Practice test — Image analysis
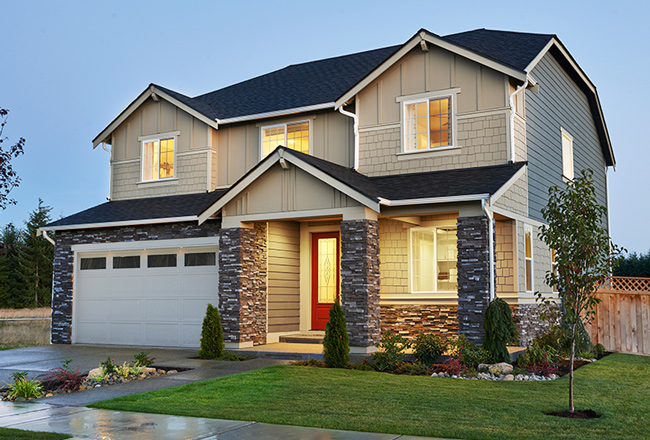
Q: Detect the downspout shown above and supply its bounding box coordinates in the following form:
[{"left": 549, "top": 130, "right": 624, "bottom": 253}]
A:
[
  {"left": 482, "top": 199, "right": 495, "bottom": 302},
  {"left": 338, "top": 106, "right": 359, "bottom": 171},
  {"left": 38, "top": 229, "right": 55, "bottom": 246},
  {"left": 508, "top": 78, "right": 529, "bottom": 163},
  {"left": 102, "top": 142, "right": 113, "bottom": 200}
]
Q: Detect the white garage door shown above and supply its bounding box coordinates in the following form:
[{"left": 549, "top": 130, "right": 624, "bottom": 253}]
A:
[{"left": 73, "top": 245, "right": 219, "bottom": 348}]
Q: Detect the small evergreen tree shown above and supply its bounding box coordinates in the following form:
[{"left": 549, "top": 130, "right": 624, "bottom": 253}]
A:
[
  {"left": 17, "top": 199, "right": 53, "bottom": 307},
  {"left": 322, "top": 301, "right": 350, "bottom": 368},
  {"left": 198, "top": 303, "right": 225, "bottom": 359},
  {"left": 0, "top": 223, "right": 23, "bottom": 308},
  {"left": 483, "top": 298, "right": 519, "bottom": 363}
]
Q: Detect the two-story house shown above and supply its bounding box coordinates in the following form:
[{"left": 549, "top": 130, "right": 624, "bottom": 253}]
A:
[{"left": 42, "top": 28, "right": 614, "bottom": 353}]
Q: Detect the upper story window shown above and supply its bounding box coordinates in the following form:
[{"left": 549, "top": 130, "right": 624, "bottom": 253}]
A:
[
  {"left": 410, "top": 226, "right": 458, "bottom": 293},
  {"left": 403, "top": 96, "right": 452, "bottom": 151},
  {"left": 561, "top": 128, "right": 574, "bottom": 181},
  {"left": 142, "top": 137, "right": 175, "bottom": 181},
  {"left": 261, "top": 121, "right": 310, "bottom": 158}
]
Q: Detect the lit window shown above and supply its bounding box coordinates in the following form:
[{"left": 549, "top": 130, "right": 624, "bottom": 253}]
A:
[
  {"left": 525, "top": 225, "right": 533, "bottom": 292},
  {"left": 404, "top": 96, "right": 452, "bottom": 151},
  {"left": 561, "top": 129, "right": 574, "bottom": 180},
  {"left": 143, "top": 138, "right": 175, "bottom": 181},
  {"left": 410, "top": 226, "right": 457, "bottom": 293},
  {"left": 261, "top": 121, "right": 309, "bottom": 157}
]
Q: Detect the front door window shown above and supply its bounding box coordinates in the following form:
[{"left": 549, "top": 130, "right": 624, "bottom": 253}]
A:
[{"left": 311, "top": 232, "right": 339, "bottom": 330}]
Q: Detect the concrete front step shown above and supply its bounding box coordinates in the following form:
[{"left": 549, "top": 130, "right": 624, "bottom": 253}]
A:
[{"left": 279, "top": 333, "right": 325, "bottom": 344}]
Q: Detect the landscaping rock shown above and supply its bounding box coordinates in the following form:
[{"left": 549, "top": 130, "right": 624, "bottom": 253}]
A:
[
  {"left": 504, "top": 374, "right": 514, "bottom": 381},
  {"left": 488, "top": 363, "right": 513, "bottom": 375}
]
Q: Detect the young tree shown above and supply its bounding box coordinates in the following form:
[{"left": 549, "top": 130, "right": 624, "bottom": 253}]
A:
[
  {"left": 539, "top": 169, "right": 623, "bottom": 413},
  {"left": 0, "top": 108, "right": 25, "bottom": 210},
  {"left": 0, "top": 223, "right": 23, "bottom": 308},
  {"left": 322, "top": 301, "right": 350, "bottom": 368},
  {"left": 18, "top": 199, "right": 54, "bottom": 307}
]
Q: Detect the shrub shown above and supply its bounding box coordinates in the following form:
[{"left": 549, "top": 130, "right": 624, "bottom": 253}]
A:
[
  {"left": 117, "top": 362, "right": 132, "bottom": 378},
  {"left": 291, "top": 358, "right": 327, "bottom": 368},
  {"left": 218, "top": 351, "right": 249, "bottom": 361},
  {"left": 198, "top": 303, "right": 225, "bottom": 359},
  {"left": 594, "top": 343, "right": 606, "bottom": 358},
  {"left": 100, "top": 357, "right": 117, "bottom": 375},
  {"left": 393, "top": 362, "right": 429, "bottom": 376},
  {"left": 38, "top": 359, "right": 86, "bottom": 392},
  {"left": 527, "top": 353, "right": 558, "bottom": 376},
  {"left": 483, "top": 298, "right": 519, "bottom": 363},
  {"left": 347, "top": 360, "right": 374, "bottom": 371},
  {"left": 371, "top": 331, "right": 411, "bottom": 372},
  {"left": 441, "top": 357, "right": 466, "bottom": 376},
  {"left": 322, "top": 301, "right": 350, "bottom": 368},
  {"left": 6, "top": 377, "right": 43, "bottom": 399},
  {"left": 448, "top": 334, "right": 489, "bottom": 368},
  {"left": 412, "top": 333, "right": 448, "bottom": 366},
  {"left": 134, "top": 351, "right": 155, "bottom": 367},
  {"left": 517, "top": 336, "right": 560, "bottom": 370}
]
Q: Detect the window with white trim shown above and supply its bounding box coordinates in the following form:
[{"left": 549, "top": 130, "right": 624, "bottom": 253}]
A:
[
  {"left": 261, "top": 121, "right": 309, "bottom": 158},
  {"left": 403, "top": 96, "right": 452, "bottom": 151},
  {"left": 410, "top": 226, "right": 458, "bottom": 293},
  {"left": 142, "top": 137, "right": 175, "bottom": 181},
  {"left": 561, "top": 129, "right": 574, "bottom": 180},
  {"left": 525, "top": 225, "right": 533, "bottom": 292}
]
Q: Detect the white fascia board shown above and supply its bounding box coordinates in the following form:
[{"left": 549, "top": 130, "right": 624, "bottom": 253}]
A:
[
  {"left": 489, "top": 164, "right": 528, "bottom": 205},
  {"left": 335, "top": 32, "right": 527, "bottom": 109},
  {"left": 524, "top": 39, "right": 555, "bottom": 75},
  {"left": 378, "top": 194, "right": 489, "bottom": 206},
  {"left": 526, "top": 39, "right": 595, "bottom": 93},
  {"left": 490, "top": 206, "right": 546, "bottom": 228},
  {"left": 217, "top": 103, "right": 335, "bottom": 125},
  {"left": 72, "top": 236, "right": 218, "bottom": 252},
  {"left": 41, "top": 216, "right": 198, "bottom": 232},
  {"left": 92, "top": 86, "right": 218, "bottom": 148}
]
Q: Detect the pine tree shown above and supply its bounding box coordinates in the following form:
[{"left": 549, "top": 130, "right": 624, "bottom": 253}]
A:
[
  {"left": 0, "top": 224, "right": 23, "bottom": 308},
  {"left": 17, "top": 199, "right": 53, "bottom": 307},
  {"left": 483, "top": 298, "right": 518, "bottom": 363},
  {"left": 198, "top": 303, "right": 225, "bottom": 359},
  {"left": 322, "top": 301, "right": 350, "bottom": 368}
]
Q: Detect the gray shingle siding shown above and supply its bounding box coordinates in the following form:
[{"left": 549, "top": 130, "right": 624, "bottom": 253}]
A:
[{"left": 526, "top": 52, "right": 608, "bottom": 225}]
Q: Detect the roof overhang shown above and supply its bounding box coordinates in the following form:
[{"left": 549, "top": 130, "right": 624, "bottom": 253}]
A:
[
  {"left": 92, "top": 85, "right": 219, "bottom": 148},
  {"left": 335, "top": 30, "right": 527, "bottom": 108},
  {"left": 216, "top": 103, "right": 335, "bottom": 125},
  {"left": 198, "top": 149, "right": 380, "bottom": 224},
  {"left": 40, "top": 215, "right": 199, "bottom": 232},
  {"left": 378, "top": 194, "right": 489, "bottom": 206}
]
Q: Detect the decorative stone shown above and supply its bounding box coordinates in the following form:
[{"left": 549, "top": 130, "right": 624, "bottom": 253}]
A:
[
  {"left": 380, "top": 305, "right": 458, "bottom": 339},
  {"left": 340, "top": 219, "right": 380, "bottom": 348},
  {"left": 504, "top": 374, "right": 514, "bottom": 381},
  {"left": 488, "top": 363, "right": 513, "bottom": 375}
]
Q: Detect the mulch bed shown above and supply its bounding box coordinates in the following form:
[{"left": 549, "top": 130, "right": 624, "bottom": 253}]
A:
[{"left": 546, "top": 409, "right": 601, "bottom": 419}]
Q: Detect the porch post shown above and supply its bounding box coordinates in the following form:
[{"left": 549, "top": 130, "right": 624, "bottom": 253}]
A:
[
  {"left": 340, "top": 218, "right": 381, "bottom": 353},
  {"left": 218, "top": 222, "right": 267, "bottom": 348},
  {"left": 456, "top": 216, "right": 492, "bottom": 345}
]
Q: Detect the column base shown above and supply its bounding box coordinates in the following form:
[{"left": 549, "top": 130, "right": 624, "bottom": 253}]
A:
[
  {"left": 225, "top": 341, "right": 254, "bottom": 349},
  {"left": 349, "top": 345, "right": 379, "bottom": 354}
]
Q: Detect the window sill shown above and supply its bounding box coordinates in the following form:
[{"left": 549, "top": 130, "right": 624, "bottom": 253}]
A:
[
  {"left": 137, "top": 178, "right": 179, "bottom": 187},
  {"left": 396, "top": 146, "right": 461, "bottom": 161}
]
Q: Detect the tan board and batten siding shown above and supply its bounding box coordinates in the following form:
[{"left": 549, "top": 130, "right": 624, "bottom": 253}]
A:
[
  {"left": 267, "top": 222, "right": 300, "bottom": 333},
  {"left": 215, "top": 111, "right": 354, "bottom": 188},
  {"left": 110, "top": 98, "right": 216, "bottom": 200},
  {"left": 526, "top": 52, "right": 608, "bottom": 224},
  {"left": 355, "top": 45, "right": 511, "bottom": 177}
]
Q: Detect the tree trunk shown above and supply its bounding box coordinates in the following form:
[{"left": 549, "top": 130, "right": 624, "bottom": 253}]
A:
[{"left": 569, "top": 321, "right": 577, "bottom": 413}]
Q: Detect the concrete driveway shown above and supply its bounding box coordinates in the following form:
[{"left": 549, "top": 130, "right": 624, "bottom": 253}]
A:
[{"left": 0, "top": 344, "right": 288, "bottom": 406}]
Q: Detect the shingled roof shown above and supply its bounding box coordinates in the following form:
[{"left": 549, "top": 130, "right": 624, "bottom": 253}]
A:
[{"left": 45, "top": 190, "right": 227, "bottom": 229}]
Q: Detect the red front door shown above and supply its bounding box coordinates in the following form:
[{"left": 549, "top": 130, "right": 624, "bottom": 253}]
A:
[{"left": 311, "top": 232, "right": 340, "bottom": 330}]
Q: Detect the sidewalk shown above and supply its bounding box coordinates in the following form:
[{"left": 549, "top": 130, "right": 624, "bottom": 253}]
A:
[{"left": 0, "top": 401, "right": 445, "bottom": 440}]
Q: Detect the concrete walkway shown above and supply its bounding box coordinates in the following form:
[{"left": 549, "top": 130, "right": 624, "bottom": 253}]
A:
[{"left": 0, "top": 402, "right": 444, "bottom": 439}]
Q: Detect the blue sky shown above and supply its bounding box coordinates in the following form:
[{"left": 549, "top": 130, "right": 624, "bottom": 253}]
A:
[{"left": 1, "top": 0, "right": 648, "bottom": 253}]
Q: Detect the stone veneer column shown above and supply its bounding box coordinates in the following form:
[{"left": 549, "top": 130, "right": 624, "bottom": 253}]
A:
[
  {"left": 456, "top": 216, "right": 491, "bottom": 344},
  {"left": 218, "top": 223, "right": 267, "bottom": 347},
  {"left": 340, "top": 219, "right": 380, "bottom": 351}
]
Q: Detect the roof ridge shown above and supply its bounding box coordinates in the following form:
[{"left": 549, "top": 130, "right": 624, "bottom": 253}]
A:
[{"left": 444, "top": 28, "right": 555, "bottom": 38}]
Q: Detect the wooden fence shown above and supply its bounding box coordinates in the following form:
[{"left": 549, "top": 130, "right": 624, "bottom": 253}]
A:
[{"left": 588, "top": 276, "right": 650, "bottom": 356}]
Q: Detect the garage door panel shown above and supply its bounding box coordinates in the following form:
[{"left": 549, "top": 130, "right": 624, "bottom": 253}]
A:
[
  {"left": 75, "top": 245, "right": 218, "bottom": 348},
  {"left": 111, "top": 275, "right": 144, "bottom": 297},
  {"left": 144, "top": 274, "right": 182, "bottom": 298},
  {"left": 76, "top": 322, "right": 108, "bottom": 344},
  {"left": 145, "top": 323, "right": 180, "bottom": 346},
  {"left": 76, "top": 299, "right": 110, "bottom": 321},
  {"left": 145, "top": 299, "right": 181, "bottom": 321},
  {"left": 108, "top": 299, "right": 142, "bottom": 321},
  {"left": 110, "top": 323, "right": 143, "bottom": 345}
]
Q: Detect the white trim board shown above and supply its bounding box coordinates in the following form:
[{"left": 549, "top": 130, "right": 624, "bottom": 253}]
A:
[
  {"left": 72, "top": 236, "right": 219, "bottom": 252},
  {"left": 40, "top": 216, "right": 199, "bottom": 232}
]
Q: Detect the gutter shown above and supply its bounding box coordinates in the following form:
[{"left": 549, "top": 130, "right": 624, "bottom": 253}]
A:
[
  {"left": 40, "top": 215, "right": 199, "bottom": 232},
  {"left": 378, "top": 194, "right": 489, "bottom": 206},
  {"left": 102, "top": 142, "right": 113, "bottom": 200},
  {"left": 482, "top": 199, "right": 496, "bottom": 302},
  {"left": 508, "top": 77, "right": 528, "bottom": 163},
  {"left": 338, "top": 106, "right": 360, "bottom": 171},
  {"left": 216, "top": 102, "right": 335, "bottom": 125}
]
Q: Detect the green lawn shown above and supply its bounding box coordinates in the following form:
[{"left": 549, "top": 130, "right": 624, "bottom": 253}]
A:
[
  {"left": 0, "top": 427, "right": 70, "bottom": 440},
  {"left": 90, "top": 353, "right": 649, "bottom": 440}
]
